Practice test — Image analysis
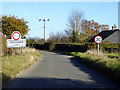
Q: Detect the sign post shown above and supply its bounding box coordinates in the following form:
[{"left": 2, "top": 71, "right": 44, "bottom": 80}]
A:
[
  {"left": 97, "top": 43, "right": 99, "bottom": 55},
  {"left": 7, "top": 31, "right": 26, "bottom": 54},
  {"left": 94, "top": 36, "right": 102, "bottom": 55},
  {"left": 11, "top": 48, "right": 13, "bottom": 54},
  {"left": 21, "top": 47, "right": 23, "bottom": 54}
]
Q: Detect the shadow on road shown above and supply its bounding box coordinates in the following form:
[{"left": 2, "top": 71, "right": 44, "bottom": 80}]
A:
[
  {"left": 3, "top": 77, "right": 103, "bottom": 88},
  {"left": 68, "top": 57, "right": 120, "bottom": 88}
]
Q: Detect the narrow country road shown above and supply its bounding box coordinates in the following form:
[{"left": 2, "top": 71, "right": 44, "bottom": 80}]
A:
[{"left": 4, "top": 51, "right": 119, "bottom": 88}]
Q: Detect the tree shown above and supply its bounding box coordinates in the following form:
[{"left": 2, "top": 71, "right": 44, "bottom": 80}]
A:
[
  {"left": 32, "top": 37, "right": 44, "bottom": 44},
  {"left": 101, "top": 24, "right": 109, "bottom": 31},
  {"left": 2, "top": 15, "right": 30, "bottom": 38},
  {"left": 65, "top": 10, "right": 83, "bottom": 42},
  {"left": 47, "top": 32, "right": 63, "bottom": 43},
  {"left": 26, "top": 37, "right": 44, "bottom": 45},
  {"left": 47, "top": 32, "right": 69, "bottom": 43},
  {"left": 81, "top": 20, "right": 109, "bottom": 41},
  {"left": 37, "top": 39, "right": 44, "bottom": 44},
  {"left": 26, "top": 38, "right": 35, "bottom": 44}
]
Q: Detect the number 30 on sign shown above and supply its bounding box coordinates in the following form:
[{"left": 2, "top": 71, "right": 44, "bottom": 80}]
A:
[{"left": 94, "top": 36, "right": 102, "bottom": 44}]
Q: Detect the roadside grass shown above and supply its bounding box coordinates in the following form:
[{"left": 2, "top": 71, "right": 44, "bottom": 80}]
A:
[
  {"left": 2, "top": 50, "right": 41, "bottom": 83},
  {"left": 54, "top": 50, "right": 120, "bottom": 83},
  {"left": 104, "top": 53, "right": 119, "bottom": 59}
]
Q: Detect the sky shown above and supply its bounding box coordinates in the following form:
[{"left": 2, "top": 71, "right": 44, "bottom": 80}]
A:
[
  {"left": 1, "top": 1, "right": 119, "bottom": 39},
  {"left": 118, "top": 1, "right": 120, "bottom": 29}
]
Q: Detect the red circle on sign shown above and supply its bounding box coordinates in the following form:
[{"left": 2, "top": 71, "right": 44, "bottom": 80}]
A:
[
  {"left": 12, "top": 32, "right": 21, "bottom": 40},
  {"left": 94, "top": 35, "right": 102, "bottom": 44}
]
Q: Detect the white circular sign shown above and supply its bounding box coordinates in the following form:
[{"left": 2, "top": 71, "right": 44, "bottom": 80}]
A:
[
  {"left": 11, "top": 31, "right": 21, "bottom": 40},
  {"left": 94, "top": 35, "right": 102, "bottom": 44}
]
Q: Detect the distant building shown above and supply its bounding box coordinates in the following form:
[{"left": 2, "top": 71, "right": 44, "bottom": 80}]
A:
[{"left": 88, "top": 24, "right": 120, "bottom": 43}]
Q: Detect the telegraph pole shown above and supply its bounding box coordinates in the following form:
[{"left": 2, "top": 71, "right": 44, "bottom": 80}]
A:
[{"left": 39, "top": 19, "right": 49, "bottom": 43}]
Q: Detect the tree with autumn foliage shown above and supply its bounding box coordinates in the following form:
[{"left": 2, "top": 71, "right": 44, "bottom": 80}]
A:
[
  {"left": 81, "top": 20, "right": 109, "bottom": 42},
  {"left": 65, "top": 10, "right": 109, "bottom": 43},
  {"left": 1, "top": 15, "right": 30, "bottom": 38}
]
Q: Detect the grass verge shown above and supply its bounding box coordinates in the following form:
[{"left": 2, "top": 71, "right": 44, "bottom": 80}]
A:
[
  {"left": 2, "top": 50, "right": 41, "bottom": 83},
  {"left": 54, "top": 51, "right": 120, "bottom": 84},
  {"left": 104, "top": 53, "right": 119, "bottom": 59}
]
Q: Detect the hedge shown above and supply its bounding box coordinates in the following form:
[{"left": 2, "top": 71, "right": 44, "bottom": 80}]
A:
[
  {"left": 55, "top": 44, "right": 87, "bottom": 52},
  {"left": 27, "top": 42, "right": 119, "bottom": 53},
  {"left": 86, "top": 42, "right": 119, "bottom": 53}
]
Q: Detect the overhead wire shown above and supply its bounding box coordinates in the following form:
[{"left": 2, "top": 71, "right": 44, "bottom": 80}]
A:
[
  {"left": 22, "top": 2, "right": 50, "bottom": 38},
  {"left": 23, "top": 2, "right": 46, "bottom": 27},
  {"left": 32, "top": 27, "right": 44, "bottom": 31}
]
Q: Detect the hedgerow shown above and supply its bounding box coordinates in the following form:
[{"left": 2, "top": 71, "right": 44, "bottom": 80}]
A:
[{"left": 29, "top": 42, "right": 119, "bottom": 53}]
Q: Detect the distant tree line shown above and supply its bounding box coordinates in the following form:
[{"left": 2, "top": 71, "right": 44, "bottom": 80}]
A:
[
  {"left": 26, "top": 37, "right": 44, "bottom": 45},
  {"left": 1, "top": 9, "right": 110, "bottom": 50},
  {"left": 46, "top": 10, "right": 109, "bottom": 44}
]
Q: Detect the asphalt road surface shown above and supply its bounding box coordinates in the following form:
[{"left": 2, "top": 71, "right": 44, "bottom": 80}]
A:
[{"left": 4, "top": 51, "right": 120, "bottom": 88}]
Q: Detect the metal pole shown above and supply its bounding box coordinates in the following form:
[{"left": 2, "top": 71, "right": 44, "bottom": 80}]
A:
[
  {"left": 39, "top": 19, "right": 49, "bottom": 44},
  {"left": 21, "top": 47, "right": 23, "bottom": 54},
  {"left": 44, "top": 20, "right": 45, "bottom": 44},
  {"left": 97, "top": 44, "right": 99, "bottom": 55}
]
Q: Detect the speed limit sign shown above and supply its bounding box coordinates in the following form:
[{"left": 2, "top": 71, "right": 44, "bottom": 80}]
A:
[
  {"left": 94, "top": 36, "right": 102, "bottom": 44},
  {"left": 11, "top": 31, "right": 21, "bottom": 40},
  {"left": 94, "top": 35, "right": 102, "bottom": 55}
]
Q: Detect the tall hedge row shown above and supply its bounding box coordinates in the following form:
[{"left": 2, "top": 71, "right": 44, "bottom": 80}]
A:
[
  {"left": 87, "top": 43, "right": 119, "bottom": 53},
  {"left": 27, "top": 42, "right": 119, "bottom": 53},
  {"left": 55, "top": 44, "right": 87, "bottom": 52}
]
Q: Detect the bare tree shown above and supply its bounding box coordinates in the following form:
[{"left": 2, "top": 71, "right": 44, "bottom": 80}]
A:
[
  {"left": 65, "top": 9, "right": 84, "bottom": 42},
  {"left": 47, "top": 32, "right": 69, "bottom": 43}
]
